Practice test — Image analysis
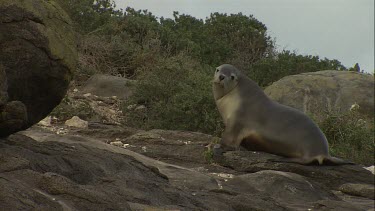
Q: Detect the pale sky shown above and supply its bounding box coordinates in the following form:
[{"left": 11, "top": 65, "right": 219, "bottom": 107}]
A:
[{"left": 114, "top": 0, "right": 374, "bottom": 73}]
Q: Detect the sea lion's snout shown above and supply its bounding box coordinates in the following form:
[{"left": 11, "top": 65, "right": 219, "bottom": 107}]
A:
[{"left": 219, "top": 75, "right": 225, "bottom": 81}]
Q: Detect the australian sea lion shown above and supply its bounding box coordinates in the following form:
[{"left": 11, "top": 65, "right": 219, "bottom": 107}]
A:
[{"left": 212, "top": 64, "right": 352, "bottom": 165}]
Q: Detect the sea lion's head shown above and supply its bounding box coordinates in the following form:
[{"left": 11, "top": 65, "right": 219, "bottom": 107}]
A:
[{"left": 212, "top": 64, "right": 240, "bottom": 100}]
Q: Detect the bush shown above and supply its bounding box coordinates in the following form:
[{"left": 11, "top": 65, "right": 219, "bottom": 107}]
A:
[
  {"left": 317, "top": 108, "right": 374, "bottom": 165},
  {"left": 123, "top": 53, "right": 223, "bottom": 135},
  {"left": 56, "top": 0, "right": 123, "bottom": 34},
  {"left": 247, "top": 50, "right": 347, "bottom": 87}
]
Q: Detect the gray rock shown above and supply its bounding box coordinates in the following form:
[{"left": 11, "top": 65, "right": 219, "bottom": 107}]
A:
[
  {"left": 123, "top": 129, "right": 218, "bottom": 167},
  {"left": 222, "top": 170, "right": 341, "bottom": 210},
  {"left": 80, "top": 74, "right": 134, "bottom": 100},
  {"left": 1, "top": 131, "right": 216, "bottom": 210},
  {"left": 0, "top": 0, "right": 77, "bottom": 137},
  {"left": 64, "top": 116, "right": 88, "bottom": 128},
  {"left": 219, "top": 151, "right": 374, "bottom": 191},
  {"left": 0, "top": 125, "right": 372, "bottom": 210},
  {"left": 264, "top": 70, "right": 374, "bottom": 120},
  {"left": 339, "top": 183, "right": 374, "bottom": 199}
]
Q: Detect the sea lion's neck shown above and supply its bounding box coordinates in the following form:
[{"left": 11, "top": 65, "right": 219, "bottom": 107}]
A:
[
  {"left": 212, "top": 82, "right": 238, "bottom": 101},
  {"left": 237, "top": 76, "right": 268, "bottom": 101}
]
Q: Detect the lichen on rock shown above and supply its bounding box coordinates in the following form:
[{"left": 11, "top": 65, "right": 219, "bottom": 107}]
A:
[{"left": 0, "top": 0, "right": 77, "bottom": 137}]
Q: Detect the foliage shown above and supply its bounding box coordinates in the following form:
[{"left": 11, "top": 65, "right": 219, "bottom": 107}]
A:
[
  {"left": 203, "top": 137, "right": 220, "bottom": 163},
  {"left": 57, "top": 0, "right": 348, "bottom": 81},
  {"left": 205, "top": 12, "right": 274, "bottom": 67},
  {"left": 348, "top": 63, "right": 362, "bottom": 72},
  {"left": 318, "top": 108, "right": 374, "bottom": 165},
  {"left": 247, "top": 50, "right": 347, "bottom": 87},
  {"left": 123, "top": 53, "right": 223, "bottom": 135},
  {"left": 56, "top": 0, "right": 123, "bottom": 34}
]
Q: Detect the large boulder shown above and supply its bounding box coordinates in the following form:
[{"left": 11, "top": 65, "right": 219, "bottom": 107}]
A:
[
  {"left": 0, "top": 0, "right": 77, "bottom": 137},
  {"left": 80, "top": 74, "right": 134, "bottom": 100},
  {"left": 264, "top": 70, "right": 374, "bottom": 120}
]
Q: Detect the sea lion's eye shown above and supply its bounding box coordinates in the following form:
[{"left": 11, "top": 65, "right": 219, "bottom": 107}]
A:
[
  {"left": 216, "top": 69, "right": 219, "bottom": 72},
  {"left": 231, "top": 75, "right": 235, "bottom": 80}
]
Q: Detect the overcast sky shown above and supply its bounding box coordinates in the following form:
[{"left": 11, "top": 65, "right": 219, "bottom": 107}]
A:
[{"left": 114, "top": 0, "right": 374, "bottom": 73}]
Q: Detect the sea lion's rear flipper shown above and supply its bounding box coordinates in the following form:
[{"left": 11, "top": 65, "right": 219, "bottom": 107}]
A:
[
  {"left": 269, "top": 157, "right": 316, "bottom": 165},
  {"left": 324, "top": 156, "right": 355, "bottom": 165},
  {"left": 269, "top": 156, "right": 355, "bottom": 165}
]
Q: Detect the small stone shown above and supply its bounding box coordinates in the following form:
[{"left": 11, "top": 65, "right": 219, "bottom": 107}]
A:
[
  {"left": 127, "top": 104, "right": 137, "bottom": 110},
  {"left": 64, "top": 116, "right": 88, "bottom": 128},
  {"left": 83, "top": 93, "right": 92, "bottom": 97},
  {"left": 110, "top": 141, "right": 123, "bottom": 147},
  {"left": 350, "top": 102, "right": 360, "bottom": 111},
  {"left": 364, "top": 166, "right": 374, "bottom": 174},
  {"left": 38, "top": 116, "right": 52, "bottom": 127},
  {"left": 73, "top": 88, "right": 78, "bottom": 92},
  {"left": 135, "top": 105, "right": 146, "bottom": 111}
]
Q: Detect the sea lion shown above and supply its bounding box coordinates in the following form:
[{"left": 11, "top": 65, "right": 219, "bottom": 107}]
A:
[{"left": 212, "top": 64, "right": 352, "bottom": 165}]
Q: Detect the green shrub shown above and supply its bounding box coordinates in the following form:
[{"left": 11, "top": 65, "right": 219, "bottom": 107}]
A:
[
  {"left": 247, "top": 50, "right": 347, "bottom": 87},
  {"left": 123, "top": 53, "right": 223, "bottom": 135},
  {"left": 56, "top": 0, "right": 123, "bottom": 34},
  {"left": 318, "top": 108, "right": 374, "bottom": 165}
]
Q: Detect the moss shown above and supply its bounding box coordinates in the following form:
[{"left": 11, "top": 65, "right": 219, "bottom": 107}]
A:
[
  {"left": 50, "top": 96, "right": 95, "bottom": 122},
  {"left": 0, "top": 0, "right": 77, "bottom": 71}
]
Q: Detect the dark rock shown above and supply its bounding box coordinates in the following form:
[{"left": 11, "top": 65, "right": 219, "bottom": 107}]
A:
[
  {"left": 0, "top": 101, "right": 27, "bottom": 136},
  {"left": 0, "top": 126, "right": 372, "bottom": 210},
  {"left": 0, "top": 66, "right": 7, "bottom": 105},
  {"left": 264, "top": 70, "right": 374, "bottom": 120},
  {"left": 122, "top": 129, "right": 218, "bottom": 167},
  {"left": 222, "top": 170, "right": 338, "bottom": 209},
  {"left": 0, "top": 65, "right": 28, "bottom": 136},
  {"left": 310, "top": 199, "right": 363, "bottom": 211},
  {"left": 0, "top": 133, "right": 212, "bottom": 210},
  {"left": 76, "top": 122, "right": 141, "bottom": 142},
  {"left": 0, "top": 0, "right": 77, "bottom": 136},
  {"left": 220, "top": 151, "right": 374, "bottom": 190}
]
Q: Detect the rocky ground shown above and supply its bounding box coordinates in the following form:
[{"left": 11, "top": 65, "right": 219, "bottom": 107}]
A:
[{"left": 1, "top": 87, "right": 373, "bottom": 211}]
